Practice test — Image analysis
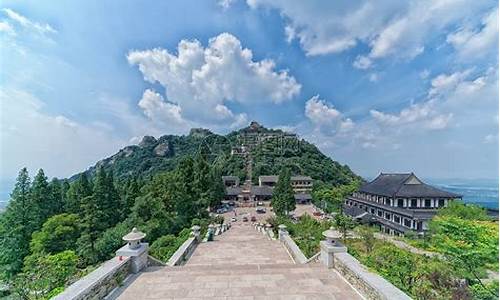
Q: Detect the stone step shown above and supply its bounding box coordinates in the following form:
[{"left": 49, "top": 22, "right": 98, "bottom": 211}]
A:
[{"left": 118, "top": 263, "right": 362, "bottom": 299}]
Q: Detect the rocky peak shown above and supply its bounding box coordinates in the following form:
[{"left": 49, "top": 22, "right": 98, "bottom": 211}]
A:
[
  {"left": 189, "top": 128, "right": 213, "bottom": 138},
  {"left": 139, "top": 136, "right": 157, "bottom": 148}
]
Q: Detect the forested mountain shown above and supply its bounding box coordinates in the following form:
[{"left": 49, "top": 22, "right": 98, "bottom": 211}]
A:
[{"left": 74, "top": 122, "right": 359, "bottom": 186}]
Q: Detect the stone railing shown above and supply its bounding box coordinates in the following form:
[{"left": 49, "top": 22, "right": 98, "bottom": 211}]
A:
[
  {"left": 334, "top": 252, "right": 411, "bottom": 300},
  {"left": 167, "top": 237, "right": 197, "bottom": 266},
  {"left": 53, "top": 256, "right": 131, "bottom": 300},
  {"left": 319, "top": 227, "right": 411, "bottom": 300},
  {"left": 277, "top": 225, "right": 308, "bottom": 264},
  {"left": 281, "top": 234, "right": 308, "bottom": 264}
]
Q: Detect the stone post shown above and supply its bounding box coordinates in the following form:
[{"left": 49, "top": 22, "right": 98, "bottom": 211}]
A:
[
  {"left": 191, "top": 225, "right": 201, "bottom": 241},
  {"left": 320, "top": 227, "right": 347, "bottom": 269},
  {"left": 207, "top": 224, "right": 215, "bottom": 241},
  {"left": 116, "top": 227, "right": 149, "bottom": 273},
  {"left": 278, "top": 224, "right": 288, "bottom": 241}
]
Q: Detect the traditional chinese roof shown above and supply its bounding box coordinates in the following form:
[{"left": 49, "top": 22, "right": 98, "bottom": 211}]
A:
[
  {"left": 259, "top": 175, "right": 279, "bottom": 182},
  {"left": 251, "top": 185, "right": 274, "bottom": 196},
  {"left": 222, "top": 176, "right": 239, "bottom": 181},
  {"left": 359, "top": 173, "right": 460, "bottom": 198},
  {"left": 294, "top": 193, "right": 312, "bottom": 201},
  {"left": 225, "top": 187, "right": 242, "bottom": 196},
  {"left": 291, "top": 176, "right": 313, "bottom": 181}
]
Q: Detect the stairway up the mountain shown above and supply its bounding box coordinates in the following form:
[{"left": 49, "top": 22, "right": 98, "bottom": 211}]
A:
[{"left": 115, "top": 224, "right": 363, "bottom": 299}]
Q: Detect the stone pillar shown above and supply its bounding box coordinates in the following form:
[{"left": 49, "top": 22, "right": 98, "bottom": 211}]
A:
[
  {"left": 278, "top": 224, "right": 288, "bottom": 241},
  {"left": 207, "top": 224, "right": 215, "bottom": 241},
  {"left": 191, "top": 225, "right": 201, "bottom": 241},
  {"left": 266, "top": 223, "right": 275, "bottom": 239},
  {"left": 320, "top": 227, "right": 347, "bottom": 269},
  {"left": 116, "top": 227, "right": 149, "bottom": 273}
]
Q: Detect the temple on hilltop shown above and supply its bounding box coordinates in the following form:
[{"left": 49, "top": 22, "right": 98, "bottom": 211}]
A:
[
  {"left": 344, "top": 173, "right": 461, "bottom": 236},
  {"left": 223, "top": 175, "right": 313, "bottom": 205}
]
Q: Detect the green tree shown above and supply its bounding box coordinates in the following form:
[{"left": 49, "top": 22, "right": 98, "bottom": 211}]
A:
[
  {"left": 48, "top": 178, "right": 65, "bottom": 216},
  {"left": 94, "top": 222, "right": 130, "bottom": 262},
  {"left": 29, "top": 213, "right": 80, "bottom": 254},
  {"left": 208, "top": 166, "right": 225, "bottom": 210},
  {"left": 174, "top": 157, "right": 199, "bottom": 225},
  {"left": 31, "top": 169, "right": 51, "bottom": 230},
  {"left": 437, "top": 201, "right": 490, "bottom": 221},
  {"left": 121, "top": 177, "right": 141, "bottom": 219},
  {"left": 13, "top": 250, "right": 78, "bottom": 300},
  {"left": 356, "top": 225, "right": 376, "bottom": 253},
  {"left": 149, "top": 228, "right": 191, "bottom": 262},
  {"left": 334, "top": 214, "right": 356, "bottom": 242},
  {"left": 271, "top": 168, "right": 295, "bottom": 217},
  {"left": 65, "top": 173, "right": 92, "bottom": 214},
  {"left": 194, "top": 144, "right": 211, "bottom": 210},
  {"left": 0, "top": 168, "right": 34, "bottom": 280},
  {"left": 77, "top": 195, "right": 105, "bottom": 264},
  {"left": 104, "top": 170, "right": 122, "bottom": 226},
  {"left": 429, "top": 216, "right": 498, "bottom": 298}
]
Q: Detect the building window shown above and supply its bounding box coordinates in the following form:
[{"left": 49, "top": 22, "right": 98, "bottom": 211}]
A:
[
  {"left": 384, "top": 198, "right": 390, "bottom": 205},
  {"left": 385, "top": 213, "right": 391, "bottom": 220},
  {"left": 404, "top": 219, "right": 412, "bottom": 227},
  {"left": 438, "top": 199, "right": 445, "bottom": 207},
  {"left": 377, "top": 210, "right": 383, "bottom": 217},
  {"left": 425, "top": 199, "right": 431, "bottom": 208},
  {"left": 397, "top": 199, "right": 404, "bottom": 207},
  {"left": 411, "top": 198, "right": 417, "bottom": 208},
  {"left": 394, "top": 215, "right": 400, "bottom": 223}
]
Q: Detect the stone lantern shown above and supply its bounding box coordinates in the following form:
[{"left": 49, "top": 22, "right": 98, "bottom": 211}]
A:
[
  {"left": 116, "top": 227, "right": 149, "bottom": 273},
  {"left": 322, "top": 227, "right": 341, "bottom": 246},
  {"left": 278, "top": 224, "right": 288, "bottom": 241},
  {"left": 207, "top": 224, "right": 215, "bottom": 241},
  {"left": 123, "top": 227, "right": 146, "bottom": 249},
  {"left": 191, "top": 225, "right": 201, "bottom": 240},
  {"left": 320, "top": 227, "right": 347, "bottom": 269}
]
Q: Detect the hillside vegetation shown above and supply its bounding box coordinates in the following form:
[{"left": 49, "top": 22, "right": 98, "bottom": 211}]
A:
[{"left": 74, "top": 122, "right": 359, "bottom": 186}]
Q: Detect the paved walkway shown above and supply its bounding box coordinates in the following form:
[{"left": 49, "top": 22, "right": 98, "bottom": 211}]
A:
[{"left": 117, "top": 224, "right": 363, "bottom": 299}]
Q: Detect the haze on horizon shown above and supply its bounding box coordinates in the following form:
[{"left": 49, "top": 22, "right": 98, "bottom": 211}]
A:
[{"left": 0, "top": 0, "right": 498, "bottom": 184}]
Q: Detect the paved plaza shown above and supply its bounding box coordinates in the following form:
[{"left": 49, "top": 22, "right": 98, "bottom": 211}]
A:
[{"left": 116, "top": 223, "right": 363, "bottom": 299}]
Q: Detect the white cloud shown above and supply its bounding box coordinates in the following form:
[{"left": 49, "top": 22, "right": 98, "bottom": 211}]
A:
[
  {"left": 353, "top": 55, "right": 373, "bottom": 70},
  {"left": 446, "top": 8, "right": 498, "bottom": 61},
  {"left": 2, "top": 8, "right": 57, "bottom": 35},
  {"left": 0, "top": 21, "right": 15, "bottom": 36},
  {"left": 419, "top": 69, "right": 430, "bottom": 79},
  {"left": 484, "top": 134, "right": 498, "bottom": 144},
  {"left": 370, "top": 101, "right": 451, "bottom": 130},
  {"left": 127, "top": 33, "right": 301, "bottom": 126},
  {"left": 138, "top": 89, "right": 186, "bottom": 126},
  {"left": 368, "top": 73, "right": 379, "bottom": 82},
  {"left": 305, "top": 95, "right": 354, "bottom": 135},
  {"left": 247, "top": 0, "right": 494, "bottom": 63},
  {"left": 218, "top": 0, "right": 236, "bottom": 9},
  {"left": 0, "top": 88, "right": 127, "bottom": 180}
]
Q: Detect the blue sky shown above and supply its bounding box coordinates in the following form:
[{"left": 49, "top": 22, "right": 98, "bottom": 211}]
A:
[{"left": 0, "top": 0, "right": 498, "bottom": 186}]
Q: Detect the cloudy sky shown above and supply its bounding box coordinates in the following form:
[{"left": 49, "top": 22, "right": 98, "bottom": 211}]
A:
[{"left": 0, "top": 0, "right": 498, "bottom": 186}]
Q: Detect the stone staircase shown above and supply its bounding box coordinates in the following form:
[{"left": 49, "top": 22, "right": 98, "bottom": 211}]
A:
[{"left": 115, "top": 224, "right": 363, "bottom": 299}]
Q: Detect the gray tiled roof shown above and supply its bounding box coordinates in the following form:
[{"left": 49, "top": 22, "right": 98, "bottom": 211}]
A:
[
  {"left": 225, "top": 187, "right": 242, "bottom": 196},
  {"left": 291, "top": 176, "right": 313, "bottom": 181},
  {"left": 251, "top": 185, "right": 274, "bottom": 196},
  {"left": 259, "top": 175, "right": 279, "bottom": 182},
  {"left": 359, "top": 173, "right": 460, "bottom": 198},
  {"left": 294, "top": 193, "right": 312, "bottom": 200}
]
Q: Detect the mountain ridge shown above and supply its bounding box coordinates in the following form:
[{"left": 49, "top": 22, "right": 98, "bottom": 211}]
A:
[{"left": 71, "top": 122, "right": 360, "bottom": 186}]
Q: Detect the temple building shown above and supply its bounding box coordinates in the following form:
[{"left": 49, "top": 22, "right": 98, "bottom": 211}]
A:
[
  {"left": 223, "top": 174, "right": 313, "bottom": 204},
  {"left": 344, "top": 173, "right": 461, "bottom": 235}
]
